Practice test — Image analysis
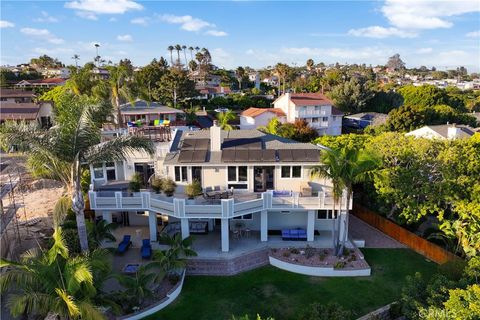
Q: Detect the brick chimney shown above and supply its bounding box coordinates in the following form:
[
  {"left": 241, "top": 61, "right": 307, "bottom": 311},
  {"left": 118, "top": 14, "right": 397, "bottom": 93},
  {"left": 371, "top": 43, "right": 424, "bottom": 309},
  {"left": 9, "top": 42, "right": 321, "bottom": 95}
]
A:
[{"left": 210, "top": 120, "right": 222, "bottom": 151}]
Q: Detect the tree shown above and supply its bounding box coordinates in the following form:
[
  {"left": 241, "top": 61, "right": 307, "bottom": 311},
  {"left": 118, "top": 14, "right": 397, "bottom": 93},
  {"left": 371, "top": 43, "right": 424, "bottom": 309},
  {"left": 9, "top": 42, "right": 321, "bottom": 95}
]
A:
[
  {"left": 300, "top": 302, "right": 351, "bottom": 320},
  {"left": 87, "top": 220, "right": 117, "bottom": 247},
  {"left": 236, "top": 66, "right": 246, "bottom": 90},
  {"left": 0, "top": 94, "right": 154, "bottom": 252},
  {"left": 386, "top": 53, "right": 405, "bottom": 71},
  {"left": 329, "top": 76, "right": 374, "bottom": 113},
  {"left": 217, "top": 110, "right": 236, "bottom": 130},
  {"left": 175, "top": 44, "right": 182, "bottom": 66},
  {"left": 72, "top": 54, "right": 80, "bottom": 68},
  {"left": 107, "top": 62, "right": 136, "bottom": 128},
  {"left": 0, "top": 228, "right": 111, "bottom": 319},
  {"left": 182, "top": 45, "right": 188, "bottom": 67},
  {"left": 306, "top": 59, "right": 314, "bottom": 71},
  {"left": 274, "top": 63, "right": 290, "bottom": 95},
  {"left": 134, "top": 58, "right": 169, "bottom": 104},
  {"left": 153, "top": 68, "right": 198, "bottom": 108},
  {"left": 30, "top": 54, "right": 63, "bottom": 68},
  {"left": 167, "top": 45, "right": 174, "bottom": 65},
  {"left": 310, "top": 147, "right": 380, "bottom": 254},
  {"left": 115, "top": 266, "right": 155, "bottom": 307},
  {"left": 398, "top": 85, "right": 451, "bottom": 108}
]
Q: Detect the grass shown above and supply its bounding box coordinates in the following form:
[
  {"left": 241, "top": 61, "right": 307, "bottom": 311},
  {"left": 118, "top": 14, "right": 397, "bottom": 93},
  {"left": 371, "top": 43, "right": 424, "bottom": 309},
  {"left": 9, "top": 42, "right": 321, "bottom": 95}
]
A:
[{"left": 146, "top": 249, "right": 437, "bottom": 320}]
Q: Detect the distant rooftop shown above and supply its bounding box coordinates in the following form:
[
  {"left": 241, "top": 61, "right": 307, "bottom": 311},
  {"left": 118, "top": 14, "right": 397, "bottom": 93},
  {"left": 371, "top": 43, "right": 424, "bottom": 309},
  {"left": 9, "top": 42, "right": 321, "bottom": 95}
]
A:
[{"left": 119, "top": 100, "right": 185, "bottom": 115}]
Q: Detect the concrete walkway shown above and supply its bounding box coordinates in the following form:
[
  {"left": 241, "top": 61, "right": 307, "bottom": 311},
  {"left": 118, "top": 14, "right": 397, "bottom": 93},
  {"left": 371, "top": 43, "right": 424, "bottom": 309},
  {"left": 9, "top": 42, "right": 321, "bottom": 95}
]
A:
[{"left": 349, "top": 215, "right": 405, "bottom": 248}]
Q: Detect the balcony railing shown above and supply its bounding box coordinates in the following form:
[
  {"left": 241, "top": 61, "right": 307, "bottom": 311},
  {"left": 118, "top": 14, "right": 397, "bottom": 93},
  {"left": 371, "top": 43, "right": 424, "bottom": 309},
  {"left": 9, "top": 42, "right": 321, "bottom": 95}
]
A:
[{"left": 88, "top": 189, "right": 353, "bottom": 219}]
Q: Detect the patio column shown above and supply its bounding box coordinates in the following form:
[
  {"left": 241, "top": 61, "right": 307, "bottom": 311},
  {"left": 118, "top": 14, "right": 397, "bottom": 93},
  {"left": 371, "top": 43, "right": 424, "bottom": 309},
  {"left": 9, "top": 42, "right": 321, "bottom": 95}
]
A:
[
  {"left": 260, "top": 210, "right": 268, "bottom": 242},
  {"left": 148, "top": 211, "right": 157, "bottom": 242},
  {"left": 181, "top": 218, "right": 190, "bottom": 239},
  {"left": 102, "top": 211, "right": 112, "bottom": 224},
  {"left": 338, "top": 211, "right": 348, "bottom": 244},
  {"left": 221, "top": 218, "right": 229, "bottom": 252},
  {"left": 307, "top": 210, "right": 315, "bottom": 242}
]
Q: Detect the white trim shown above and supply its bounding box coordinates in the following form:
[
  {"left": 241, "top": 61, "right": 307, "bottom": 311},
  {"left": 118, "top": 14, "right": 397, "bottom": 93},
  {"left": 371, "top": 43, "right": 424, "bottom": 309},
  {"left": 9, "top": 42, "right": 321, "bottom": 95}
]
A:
[{"left": 226, "top": 165, "right": 248, "bottom": 183}]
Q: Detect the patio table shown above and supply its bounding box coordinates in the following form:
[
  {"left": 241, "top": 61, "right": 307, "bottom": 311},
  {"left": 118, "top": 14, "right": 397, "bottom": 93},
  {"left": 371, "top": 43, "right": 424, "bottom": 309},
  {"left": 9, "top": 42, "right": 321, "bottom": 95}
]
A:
[{"left": 123, "top": 263, "right": 141, "bottom": 274}]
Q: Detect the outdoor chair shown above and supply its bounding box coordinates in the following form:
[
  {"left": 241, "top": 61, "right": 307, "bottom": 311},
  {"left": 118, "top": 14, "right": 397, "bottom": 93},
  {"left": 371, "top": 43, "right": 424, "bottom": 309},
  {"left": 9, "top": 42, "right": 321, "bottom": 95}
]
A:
[
  {"left": 141, "top": 239, "right": 152, "bottom": 259},
  {"left": 117, "top": 235, "right": 132, "bottom": 254}
]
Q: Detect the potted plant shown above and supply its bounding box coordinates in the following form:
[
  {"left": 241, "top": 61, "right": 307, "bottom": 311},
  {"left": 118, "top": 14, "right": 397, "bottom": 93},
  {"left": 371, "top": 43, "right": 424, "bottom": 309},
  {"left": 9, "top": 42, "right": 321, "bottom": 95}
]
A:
[
  {"left": 185, "top": 180, "right": 202, "bottom": 202},
  {"left": 151, "top": 176, "right": 164, "bottom": 194},
  {"left": 129, "top": 172, "right": 143, "bottom": 193},
  {"left": 162, "top": 177, "right": 177, "bottom": 197}
]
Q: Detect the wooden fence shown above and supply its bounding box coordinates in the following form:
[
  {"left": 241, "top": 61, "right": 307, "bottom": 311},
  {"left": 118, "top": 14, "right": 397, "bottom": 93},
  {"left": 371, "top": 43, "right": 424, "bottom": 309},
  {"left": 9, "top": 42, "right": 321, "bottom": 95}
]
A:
[{"left": 352, "top": 204, "right": 459, "bottom": 264}]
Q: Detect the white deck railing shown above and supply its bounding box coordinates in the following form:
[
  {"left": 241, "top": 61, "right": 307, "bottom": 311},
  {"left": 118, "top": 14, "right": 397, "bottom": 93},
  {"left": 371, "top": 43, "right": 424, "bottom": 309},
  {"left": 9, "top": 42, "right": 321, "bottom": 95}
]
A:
[{"left": 88, "top": 188, "right": 352, "bottom": 219}]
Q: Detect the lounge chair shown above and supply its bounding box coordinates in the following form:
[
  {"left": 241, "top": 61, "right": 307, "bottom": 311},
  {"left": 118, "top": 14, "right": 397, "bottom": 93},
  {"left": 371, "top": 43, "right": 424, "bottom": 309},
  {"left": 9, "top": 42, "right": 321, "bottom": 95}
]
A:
[
  {"left": 117, "top": 235, "right": 132, "bottom": 254},
  {"left": 281, "top": 228, "right": 307, "bottom": 241},
  {"left": 141, "top": 239, "right": 152, "bottom": 259}
]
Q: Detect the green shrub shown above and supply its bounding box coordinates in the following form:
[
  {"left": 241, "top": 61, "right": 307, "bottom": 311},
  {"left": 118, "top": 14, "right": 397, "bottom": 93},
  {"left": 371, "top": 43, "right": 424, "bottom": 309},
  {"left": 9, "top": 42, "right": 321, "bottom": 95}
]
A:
[
  {"left": 290, "top": 248, "right": 300, "bottom": 254},
  {"left": 300, "top": 302, "right": 351, "bottom": 320},
  {"left": 151, "top": 176, "right": 164, "bottom": 193},
  {"left": 333, "top": 261, "right": 346, "bottom": 269},
  {"left": 438, "top": 260, "right": 467, "bottom": 281},
  {"left": 305, "top": 245, "right": 315, "bottom": 259},
  {"left": 319, "top": 254, "right": 326, "bottom": 261},
  {"left": 162, "top": 177, "right": 177, "bottom": 197},
  {"left": 283, "top": 251, "right": 291, "bottom": 258},
  {"left": 129, "top": 172, "right": 143, "bottom": 192},
  {"left": 185, "top": 180, "right": 202, "bottom": 199}
]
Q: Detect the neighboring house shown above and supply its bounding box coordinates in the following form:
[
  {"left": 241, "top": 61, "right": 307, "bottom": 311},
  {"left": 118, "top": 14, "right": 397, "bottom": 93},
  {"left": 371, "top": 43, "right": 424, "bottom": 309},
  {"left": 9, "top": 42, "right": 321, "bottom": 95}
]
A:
[
  {"left": 41, "top": 67, "right": 71, "bottom": 79},
  {"left": 406, "top": 124, "right": 476, "bottom": 140},
  {"left": 91, "top": 67, "right": 109, "bottom": 80},
  {"left": 189, "top": 71, "right": 222, "bottom": 87},
  {"left": 248, "top": 72, "right": 260, "bottom": 89},
  {"left": 0, "top": 102, "right": 53, "bottom": 128},
  {"left": 88, "top": 123, "right": 351, "bottom": 253},
  {"left": 343, "top": 112, "right": 388, "bottom": 130},
  {"left": 0, "top": 88, "right": 36, "bottom": 103},
  {"left": 196, "top": 86, "right": 232, "bottom": 99},
  {"left": 273, "top": 92, "right": 343, "bottom": 136},
  {"left": 118, "top": 100, "right": 186, "bottom": 127},
  {"left": 239, "top": 107, "right": 286, "bottom": 130},
  {"left": 262, "top": 76, "right": 279, "bottom": 87},
  {"left": 14, "top": 78, "right": 66, "bottom": 89}
]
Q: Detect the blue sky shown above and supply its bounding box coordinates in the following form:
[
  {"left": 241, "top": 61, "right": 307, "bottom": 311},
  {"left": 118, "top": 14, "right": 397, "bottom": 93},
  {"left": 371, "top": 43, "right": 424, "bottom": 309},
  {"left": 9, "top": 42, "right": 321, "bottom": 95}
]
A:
[{"left": 1, "top": 0, "right": 479, "bottom": 71}]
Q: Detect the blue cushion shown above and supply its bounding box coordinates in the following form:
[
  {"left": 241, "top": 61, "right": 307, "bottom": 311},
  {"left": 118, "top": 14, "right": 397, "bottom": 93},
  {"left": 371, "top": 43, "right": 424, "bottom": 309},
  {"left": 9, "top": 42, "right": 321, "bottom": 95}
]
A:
[{"left": 290, "top": 229, "right": 299, "bottom": 235}]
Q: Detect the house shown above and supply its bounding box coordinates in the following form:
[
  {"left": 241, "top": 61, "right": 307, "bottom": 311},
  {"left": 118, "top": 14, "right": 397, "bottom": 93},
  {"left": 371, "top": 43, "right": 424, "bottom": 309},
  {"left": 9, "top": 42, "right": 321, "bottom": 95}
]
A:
[
  {"left": 343, "top": 112, "right": 388, "bottom": 130},
  {"left": 189, "top": 71, "right": 222, "bottom": 87},
  {"left": 91, "top": 67, "right": 109, "bottom": 80},
  {"left": 239, "top": 107, "right": 286, "bottom": 130},
  {"left": 406, "top": 124, "right": 476, "bottom": 140},
  {"left": 14, "top": 78, "right": 66, "bottom": 89},
  {"left": 88, "top": 123, "right": 352, "bottom": 253},
  {"left": 0, "top": 88, "right": 36, "bottom": 103},
  {"left": 40, "top": 67, "right": 71, "bottom": 79},
  {"left": 196, "top": 86, "right": 232, "bottom": 99},
  {"left": 262, "top": 76, "right": 279, "bottom": 87},
  {"left": 248, "top": 72, "right": 260, "bottom": 89},
  {"left": 0, "top": 101, "right": 53, "bottom": 128},
  {"left": 273, "top": 93, "right": 343, "bottom": 136}
]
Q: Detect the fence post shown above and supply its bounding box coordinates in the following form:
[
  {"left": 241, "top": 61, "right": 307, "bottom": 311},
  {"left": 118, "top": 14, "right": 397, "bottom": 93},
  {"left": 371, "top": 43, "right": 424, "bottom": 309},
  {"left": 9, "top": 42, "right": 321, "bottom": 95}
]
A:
[
  {"left": 88, "top": 191, "right": 97, "bottom": 209},
  {"left": 115, "top": 192, "right": 122, "bottom": 209}
]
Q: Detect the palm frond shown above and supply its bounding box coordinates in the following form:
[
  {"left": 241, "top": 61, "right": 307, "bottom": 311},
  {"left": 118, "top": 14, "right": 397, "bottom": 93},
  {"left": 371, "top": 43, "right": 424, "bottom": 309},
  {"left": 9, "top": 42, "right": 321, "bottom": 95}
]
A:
[
  {"left": 47, "top": 228, "right": 69, "bottom": 264},
  {"left": 53, "top": 196, "right": 71, "bottom": 228},
  {"left": 83, "top": 135, "right": 154, "bottom": 164},
  {"left": 55, "top": 288, "right": 81, "bottom": 318}
]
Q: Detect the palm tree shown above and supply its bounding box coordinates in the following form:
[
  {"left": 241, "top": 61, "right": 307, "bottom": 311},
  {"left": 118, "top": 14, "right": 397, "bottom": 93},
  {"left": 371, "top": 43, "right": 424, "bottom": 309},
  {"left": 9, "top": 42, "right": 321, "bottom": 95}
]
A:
[
  {"left": 182, "top": 45, "right": 188, "bottom": 67},
  {"left": 236, "top": 66, "right": 246, "bottom": 90},
  {"left": 115, "top": 266, "right": 155, "bottom": 306},
  {"left": 0, "top": 228, "right": 111, "bottom": 319},
  {"left": 108, "top": 64, "right": 136, "bottom": 129},
  {"left": 310, "top": 148, "right": 380, "bottom": 255},
  {"left": 217, "top": 110, "right": 236, "bottom": 131},
  {"left": 174, "top": 44, "right": 182, "bottom": 66},
  {"left": 87, "top": 220, "right": 117, "bottom": 247},
  {"left": 194, "top": 46, "right": 200, "bottom": 53},
  {"left": 185, "top": 106, "right": 199, "bottom": 125},
  {"left": 188, "top": 46, "right": 194, "bottom": 64},
  {"left": 0, "top": 96, "right": 154, "bottom": 252},
  {"left": 167, "top": 45, "right": 174, "bottom": 65},
  {"left": 72, "top": 54, "right": 80, "bottom": 68}
]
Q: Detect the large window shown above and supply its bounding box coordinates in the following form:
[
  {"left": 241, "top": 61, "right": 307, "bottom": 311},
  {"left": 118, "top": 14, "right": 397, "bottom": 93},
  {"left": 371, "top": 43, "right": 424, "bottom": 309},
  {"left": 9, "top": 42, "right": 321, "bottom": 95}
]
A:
[
  {"left": 228, "top": 166, "right": 247, "bottom": 182},
  {"left": 317, "top": 210, "right": 333, "bottom": 219},
  {"left": 174, "top": 166, "right": 188, "bottom": 182},
  {"left": 322, "top": 116, "right": 329, "bottom": 122},
  {"left": 93, "top": 164, "right": 104, "bottom": 179},
  {"left": 105, "top": 162, "right": 116, "bottom": 181},
  {"left": 281, "top": 166, "right": 302, "bottom": 178}
]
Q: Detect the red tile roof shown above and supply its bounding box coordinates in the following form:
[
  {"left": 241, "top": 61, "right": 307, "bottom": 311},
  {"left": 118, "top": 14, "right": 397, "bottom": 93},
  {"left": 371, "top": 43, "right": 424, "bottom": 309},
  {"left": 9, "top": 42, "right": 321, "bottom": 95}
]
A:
[
  {"left": 289, "top": 93, "right": 333, "bottom": 106},
  {"left": 241, "top": 107, "right": 286, "bottom": 118}
]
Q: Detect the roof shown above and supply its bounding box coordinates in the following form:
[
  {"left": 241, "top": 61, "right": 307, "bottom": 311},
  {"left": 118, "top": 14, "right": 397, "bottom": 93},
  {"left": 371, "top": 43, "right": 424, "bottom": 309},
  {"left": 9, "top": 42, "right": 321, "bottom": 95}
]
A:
[
  {"left": 119, "top": 100, "right": 185, "bottom": 115},
  {"left": 0, "top": 89, "right": 35, "bottom": 98},
  {"left": 289, "top": 93, "right": 333, "bottom": 106},
  {"left": 344, "top": 112, "right": 388, "bottom": 120},
  {"left": 15, "top": 78, "right": 66, "bottom": 85},
  {"left": 164, "top": 129, "right": 321, "bottom": 165},
  {"left": 198, "top": 86, "right": 231, "bottom": 95},
  {"left": 0, "top": 102, "right": 39, "bottom": 121},
  {"left": 408, "top": 124, "right": 476, "bottom": 139},
  {"left": 241, "top": 107, "right": 286, "bottom": 118}
]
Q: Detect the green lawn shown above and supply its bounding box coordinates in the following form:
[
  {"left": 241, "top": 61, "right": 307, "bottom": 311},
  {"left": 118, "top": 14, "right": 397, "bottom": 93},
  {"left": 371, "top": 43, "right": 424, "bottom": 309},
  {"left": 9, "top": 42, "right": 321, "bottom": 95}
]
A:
[{"left": 147, "top": 249, "right": 437, "bottom": 320}]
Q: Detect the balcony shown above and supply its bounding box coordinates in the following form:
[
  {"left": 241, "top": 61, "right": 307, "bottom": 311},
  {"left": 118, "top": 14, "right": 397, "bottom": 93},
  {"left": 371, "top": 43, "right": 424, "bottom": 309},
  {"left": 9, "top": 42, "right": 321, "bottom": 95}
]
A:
[{"left": 88, "top": 189, "right": 352, "bottom": 219}]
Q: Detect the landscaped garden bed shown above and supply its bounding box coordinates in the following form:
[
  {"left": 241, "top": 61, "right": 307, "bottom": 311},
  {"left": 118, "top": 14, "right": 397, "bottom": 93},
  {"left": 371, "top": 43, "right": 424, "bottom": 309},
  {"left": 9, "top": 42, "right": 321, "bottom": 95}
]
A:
[{"left": 269, "top": 246, "right": 369, "bottom": 270}]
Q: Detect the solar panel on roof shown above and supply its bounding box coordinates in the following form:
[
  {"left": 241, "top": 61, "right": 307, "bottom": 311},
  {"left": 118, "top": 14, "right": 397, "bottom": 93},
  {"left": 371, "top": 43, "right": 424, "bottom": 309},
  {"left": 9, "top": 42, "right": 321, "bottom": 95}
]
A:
[
  {"left": 248, "top": 149, "right": 262, "bottom": 162},
  {"left": 222, "top": 138, "right": 262, "bottom": 150},
  {"left": 292, "top": 149, "right": 306, "bottom": 161},
  {"left": 235, "top": 150, "right": 249, "bottom": 162},
  {"left": 195, "top": 139, "right": 209, "bottom": 150},
  {"left": 192, "top": 150, "right": 207, "bottom": 162},
  {"left": 262, "top": 150, "right": 276, "bottom": 161},
  {"left": 221, "top": 150, "right": 236, "bottom": 162},
  {"left": 181, "top": 139, "right": 196, "bottom": 150},
  {"left": 278, "top": 149, "right": 293, "bottom": 162},
  {"left": 178, "top": 150, "right": 194, "bottom": 162}
]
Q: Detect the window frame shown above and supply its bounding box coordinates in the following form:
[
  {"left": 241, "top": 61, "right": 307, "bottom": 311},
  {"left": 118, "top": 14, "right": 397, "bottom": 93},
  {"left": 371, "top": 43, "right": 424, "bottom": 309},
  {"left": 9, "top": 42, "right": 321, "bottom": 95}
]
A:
[
  {"left": 227, "top": 166, "right": 248, "bottom": 183},
  {"left": 280, "top": 166, "right": 302, "bottom": 179},
  {"left": 174, "top": 166, "right": 188, "bottom": 182}
]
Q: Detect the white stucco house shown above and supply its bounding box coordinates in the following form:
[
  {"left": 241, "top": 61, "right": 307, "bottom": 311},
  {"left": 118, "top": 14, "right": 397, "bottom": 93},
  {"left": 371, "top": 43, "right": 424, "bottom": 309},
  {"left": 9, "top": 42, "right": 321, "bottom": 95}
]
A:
[
  {"left": 273, "top": 92, "right": 343, "bottom": 136},
  {"left": 88, "top": 123, "right": 352, "bottom": 254},
  {"left": 406, "top": 124, "right": 476, "bottom": 140},
  {"left": 239, "top": 107, "right": 286, "bottom": 130}
]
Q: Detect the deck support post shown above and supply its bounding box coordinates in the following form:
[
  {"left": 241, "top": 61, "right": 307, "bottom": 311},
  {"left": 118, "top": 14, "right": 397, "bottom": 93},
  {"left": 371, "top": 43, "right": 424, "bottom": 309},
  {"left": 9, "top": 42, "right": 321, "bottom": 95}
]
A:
[
  {"left": 102, "top": 211, "right": 112, "bottom": 224},
  {"left": 181, "top": 218, "right": 190, "bottom": 240},
  {"left": 338, "top": 211, "right": 348, "bottom": 246},
  {"left": 221, "top": 218, "right": 229, "bottom": 252},
  {"left": 148, "top": 211, "right": 157, "bottom": 242},
  {"left": 307, "top": 210, "right": 315, "bottom": 242},
  {"left": 260, "top": 210, "right": 268, "bottom": 242}
]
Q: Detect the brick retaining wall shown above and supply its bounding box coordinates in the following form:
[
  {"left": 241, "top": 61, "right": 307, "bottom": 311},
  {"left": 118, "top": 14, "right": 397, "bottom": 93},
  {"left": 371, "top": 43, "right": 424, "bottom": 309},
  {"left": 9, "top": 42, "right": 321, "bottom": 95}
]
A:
[{"left": 186, "top": 248, "right": 270, "bottom": 276}]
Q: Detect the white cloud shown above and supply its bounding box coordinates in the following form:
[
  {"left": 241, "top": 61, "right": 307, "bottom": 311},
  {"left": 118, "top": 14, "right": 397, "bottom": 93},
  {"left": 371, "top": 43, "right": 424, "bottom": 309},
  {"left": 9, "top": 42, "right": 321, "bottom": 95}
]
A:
[
  {"left": 0, "top": 20, "right": 14, "bottom": 28},
  {"left": 117, "top": 34, "right": 133, "bottom": 42},
  {"left": 416, "top": 47, "right": 433, "bottom": 54},
  {"left": 466, "top": 30, "right": 480, "bottom": 38},
  {"left": 33, "top": 47, "right": 74, "bottom": 55},
  {"left": 382, "top": 0, "right": 480, "bottom": 30},
  {"left": 109, "top": 17, "right": 117, "bottom": 22},
  {"left": 281, "top": 46, "right": 396, "bottom": 64},
  {"left": 205, "top": 30, "right": 228, "bottom": 37},
  {"left": 20, "top": 28, "right": 64, "bottom": 44},
  {"left": 65, "top": 0, "right": 143, "bottom": 14},
  {"left": 348, "top": 26, "right": 417, "bottom": 38},
  {"left": 131, "top": 17, "right": 149, "bottom": 26},
  {"left": 160, "top": 14, "right": 214, "bottom": 32},
  {"left": 76, "top": 11, "right": 98, "bottom": 20},
  {"left": 34, "top": 11, "right": 59, "bottom": 23},
  {"left": 211, "top": 48, "right": 234, "bottom": 68}
]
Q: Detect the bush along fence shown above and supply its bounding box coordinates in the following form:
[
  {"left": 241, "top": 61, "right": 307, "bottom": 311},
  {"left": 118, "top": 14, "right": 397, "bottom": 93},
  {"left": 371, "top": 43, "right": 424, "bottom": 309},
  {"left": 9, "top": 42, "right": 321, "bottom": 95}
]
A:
[{"left": 352, "top": 204, "right": 459, "bottom": 264}]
